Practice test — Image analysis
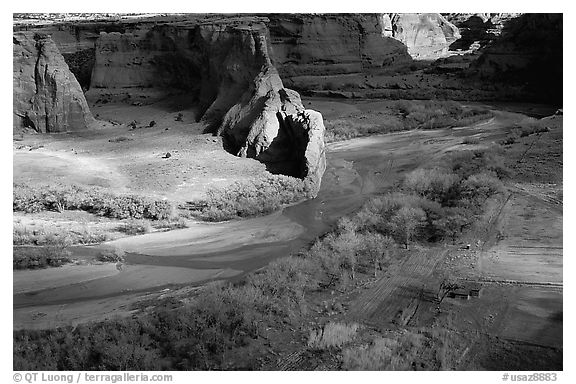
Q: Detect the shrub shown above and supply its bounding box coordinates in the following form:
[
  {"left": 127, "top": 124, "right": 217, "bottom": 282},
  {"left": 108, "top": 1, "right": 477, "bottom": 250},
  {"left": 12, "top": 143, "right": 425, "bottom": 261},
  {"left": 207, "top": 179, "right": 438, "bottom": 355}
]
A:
[
  {"left": 307, "top": 322, "right": 359, "bottom": 350},
  {"left": 108, "top": 136, "right": 132, "bottom": 143},
  {"left": 461, "top": 172, "right": 504, "bottom": 200},
  {"left": 500, "top": 135, "right": 517, "bottom": 145},
  {"left": 404, "top": 168, "right": 460, "bottom": 202},
  {"left": 119, "top": 219, "right": 152, "bottom": 235},
  {"left": 96, "top": 247, "right": 125, "bottom": 263},
  {"left": 462, "top": 137, "right": 480, "bottom": 145}
]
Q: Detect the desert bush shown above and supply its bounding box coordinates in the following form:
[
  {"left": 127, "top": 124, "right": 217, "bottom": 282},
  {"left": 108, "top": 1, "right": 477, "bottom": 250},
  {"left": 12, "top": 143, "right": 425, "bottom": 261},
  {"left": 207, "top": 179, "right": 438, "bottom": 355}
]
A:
[
  {"left": 500, "top": 135, "right": 517, "bottom": 145},
  {"left": 461, "top": 172, "right": 504, "bottom": 201},
  {"left": 154, "top": 218, "right": 187, "bottom": 230},
  {"left": 307, "top": 322, "right": 359, "bottom": 350},
  {"left": 404, "top": 168, "right": 460, "bottom": 203},
  {"left": 119, "top": 219, "right": 152, "bottom": 235},
  {"left": 96, "top": 247, "right": 125, "bottom": 263},
  {"left": 74, "top": 228, "right": 109, "bottom": 245},
  {"left": 462, "top": 136, "right": 480, "bottom": 145},
  {"left": 108, "top": 136, "right": 132, "bottom": 143},
  {"left": 196, "top": 175, "right": 312, "bottom": 221}
]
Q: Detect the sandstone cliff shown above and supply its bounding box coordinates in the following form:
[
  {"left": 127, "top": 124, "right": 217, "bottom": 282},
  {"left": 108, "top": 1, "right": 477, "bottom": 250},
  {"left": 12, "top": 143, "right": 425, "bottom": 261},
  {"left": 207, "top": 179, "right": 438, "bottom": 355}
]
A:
[{"left": 13, "top": 32, "right": 95, "bottom": 133}]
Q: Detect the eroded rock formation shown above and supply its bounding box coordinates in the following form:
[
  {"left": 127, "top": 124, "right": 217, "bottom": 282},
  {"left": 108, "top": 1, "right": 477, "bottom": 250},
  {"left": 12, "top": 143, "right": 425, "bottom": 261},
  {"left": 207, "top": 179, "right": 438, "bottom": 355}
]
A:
[{"left": 13, "top": 32, "right": 95, "bottom": 132}]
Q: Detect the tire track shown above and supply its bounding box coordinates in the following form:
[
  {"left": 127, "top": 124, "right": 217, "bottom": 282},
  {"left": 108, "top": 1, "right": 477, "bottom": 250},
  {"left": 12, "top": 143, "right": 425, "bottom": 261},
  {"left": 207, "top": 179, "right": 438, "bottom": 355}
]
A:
[{"left": 347, "top": 247, "right": 448, "bottom": 325}]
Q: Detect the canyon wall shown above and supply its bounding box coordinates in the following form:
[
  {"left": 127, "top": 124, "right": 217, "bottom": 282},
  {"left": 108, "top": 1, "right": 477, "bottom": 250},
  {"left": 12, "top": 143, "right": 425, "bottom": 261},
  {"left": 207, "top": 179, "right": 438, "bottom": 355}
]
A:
[
  {"left": 472, "top": 13, "right": 562, "bottom": 103},
  {"left": 13, "top": 31, "right": 95, "bottom": 133}
]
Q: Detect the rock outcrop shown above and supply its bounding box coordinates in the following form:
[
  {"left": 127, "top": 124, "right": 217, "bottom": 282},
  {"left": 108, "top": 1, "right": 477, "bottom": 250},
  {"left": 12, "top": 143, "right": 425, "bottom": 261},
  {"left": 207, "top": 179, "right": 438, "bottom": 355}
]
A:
[
  {"left": 381, "top": 13, "right": 460, "bottom": 59},
  {"left": 86, "top": 16, "right": 327, "bottom": 193},
  {"left": 13, "top": 32, "right": 95, "bottom": 132}
]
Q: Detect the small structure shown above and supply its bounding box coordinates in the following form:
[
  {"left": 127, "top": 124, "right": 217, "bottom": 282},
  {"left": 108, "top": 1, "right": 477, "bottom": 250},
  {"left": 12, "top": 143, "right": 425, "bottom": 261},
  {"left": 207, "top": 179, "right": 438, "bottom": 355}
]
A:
[
  {"left": 448, "top": 288, "right": 470, "bottom": 300},
  {"left": 448, "top": 282, "right": 483, "bottom": 300},
  {"left": 468, "top": 282, "right": 483, "bottom": 298}
]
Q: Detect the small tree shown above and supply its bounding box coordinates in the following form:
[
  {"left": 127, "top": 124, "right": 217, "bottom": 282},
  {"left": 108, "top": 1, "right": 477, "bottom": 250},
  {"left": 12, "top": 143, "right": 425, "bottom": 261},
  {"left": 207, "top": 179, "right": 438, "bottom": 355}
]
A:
[
  {"left": 360, "top": 233, "right": 395, "bottom": 278},
  {"left": 391, "top": 207, "right": 426, "bottom": 249},
  {"left": 436, "top": 277, "right": 461, "bottom": 304},
  {"left": 433, "top": 208, "right": 471, "bottom": 244}
]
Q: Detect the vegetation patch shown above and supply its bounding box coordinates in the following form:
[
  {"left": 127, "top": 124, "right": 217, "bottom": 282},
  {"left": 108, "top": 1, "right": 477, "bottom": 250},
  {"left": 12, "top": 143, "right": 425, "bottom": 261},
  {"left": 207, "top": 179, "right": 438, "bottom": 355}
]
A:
[
  {"left": 191, "top": 175, "right": 314, "bottom": 221},
  {"left": 324, "top": 101, "right": 493, "bottom": 143},
  {"left": 13, "top": 235, "right": 72, "bottom": 269},
  {"left": 13, "top": 184, "right": 175, "bottom": 220}
]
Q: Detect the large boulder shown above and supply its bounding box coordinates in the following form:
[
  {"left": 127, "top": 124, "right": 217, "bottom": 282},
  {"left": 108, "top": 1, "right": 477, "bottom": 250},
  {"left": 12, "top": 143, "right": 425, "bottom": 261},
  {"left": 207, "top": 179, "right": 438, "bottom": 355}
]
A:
[{"left": 13, "top": 32, "right": 95, "bottom": 132}]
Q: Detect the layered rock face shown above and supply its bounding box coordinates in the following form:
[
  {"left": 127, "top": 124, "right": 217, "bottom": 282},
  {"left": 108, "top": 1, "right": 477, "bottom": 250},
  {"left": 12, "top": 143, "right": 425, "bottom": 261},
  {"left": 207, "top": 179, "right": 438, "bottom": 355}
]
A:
[
  {"left": 265, "top": 13, "right": 459, "bottom": 91},
  {"left": 267, "top": 14, "right": 413, "bottom": 78},
  {"left": 13, "top": 32, "right": 95, "bottom": 132},
  {"left": 381, "top": 13, "right": 460, "bottom": 59},
  {"left": 87, "top": 17, "right": 326, "bottom": 192}
]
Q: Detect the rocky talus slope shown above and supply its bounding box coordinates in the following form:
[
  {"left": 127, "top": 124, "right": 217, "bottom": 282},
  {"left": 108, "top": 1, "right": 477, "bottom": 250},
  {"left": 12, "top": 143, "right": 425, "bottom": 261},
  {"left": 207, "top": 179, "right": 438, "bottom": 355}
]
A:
[{"left": 13, "top": 32, "right": 95, "bottom": 133}]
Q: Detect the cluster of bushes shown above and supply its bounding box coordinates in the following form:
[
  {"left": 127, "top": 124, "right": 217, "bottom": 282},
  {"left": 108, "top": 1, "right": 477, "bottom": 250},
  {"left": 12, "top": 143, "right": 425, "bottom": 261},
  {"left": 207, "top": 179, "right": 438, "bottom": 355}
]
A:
[
  {"left": 324, "top": 100, "right": 493, "bottom": 143},
  {"left": 396, "top": 100, "right": 493, "bottom": 130},
  {"left": 194, "top": 175, "right": 313, "bottom": 221},
  {"left": 13, "top": 184, "right": 175, "bottom": 221},
  {"left": 324, "top": 118, "right": 405, "bottom": 143},
  {"left": 341, "top": 327, "right": 462, "bottom": 370},
  {"left": 13, "top": 234, "right": 72, "bottom": 269},
  {"left": 96, "top": 247, "right": 125, "bottom": 263},
  {"left": 500, "top": 120, "right": 550, "bottom": 146},
  {"left": 13, "top": 224, "right": 109, "bottom": 246}
]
